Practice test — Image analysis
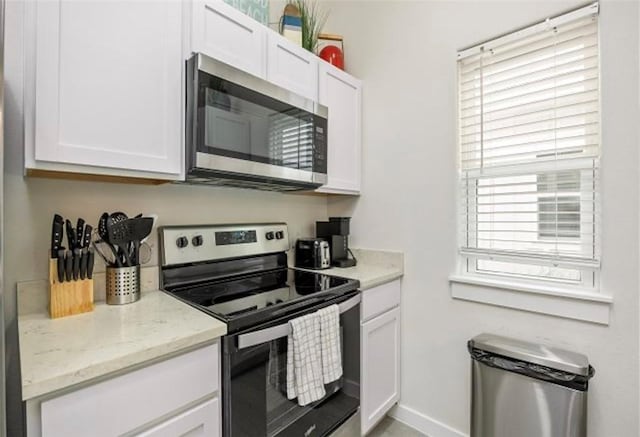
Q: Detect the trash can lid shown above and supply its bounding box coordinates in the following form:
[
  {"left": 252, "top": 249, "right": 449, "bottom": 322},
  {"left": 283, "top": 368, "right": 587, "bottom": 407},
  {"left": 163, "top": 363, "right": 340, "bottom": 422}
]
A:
[{"left": 469, "top": 333, "right": 591, "bottom": 376}]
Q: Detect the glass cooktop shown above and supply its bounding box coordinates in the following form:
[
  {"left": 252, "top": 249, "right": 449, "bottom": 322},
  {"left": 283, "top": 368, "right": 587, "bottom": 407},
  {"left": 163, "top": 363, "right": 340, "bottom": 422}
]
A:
[{"left": 165, "top": 268, "right": 358, "bottom": 333}]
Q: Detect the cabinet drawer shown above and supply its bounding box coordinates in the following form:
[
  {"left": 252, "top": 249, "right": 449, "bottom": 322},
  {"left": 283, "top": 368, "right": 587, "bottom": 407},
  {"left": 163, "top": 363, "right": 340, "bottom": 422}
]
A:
[
  {"left": 137, "top": 397, "right": 220, "bottom": 437},
  {"left": 361, "top": 280, "right": 401, "bottom": 322},
  {"left": 40, "top": 343, "right": 219, "bottom": 437}
]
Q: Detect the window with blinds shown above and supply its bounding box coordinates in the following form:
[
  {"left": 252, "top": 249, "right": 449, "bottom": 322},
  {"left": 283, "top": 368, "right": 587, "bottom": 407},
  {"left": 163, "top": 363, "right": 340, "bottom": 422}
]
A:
[{"left": 457, "top": 3, "right": 600, "bottom": 288}]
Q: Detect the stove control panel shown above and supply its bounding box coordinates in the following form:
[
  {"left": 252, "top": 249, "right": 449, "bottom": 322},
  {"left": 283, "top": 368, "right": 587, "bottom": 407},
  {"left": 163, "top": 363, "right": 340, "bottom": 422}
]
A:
[{"left": 160, "top": 223, "right": 290, "bottom": 266}]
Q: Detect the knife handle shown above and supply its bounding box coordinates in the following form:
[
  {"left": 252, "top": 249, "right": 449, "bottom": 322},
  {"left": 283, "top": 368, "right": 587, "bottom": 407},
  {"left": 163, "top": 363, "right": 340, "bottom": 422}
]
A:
[
  {"left": 65, "top": 250, "right": 73, "bottom": 282},
  {"left": 57, "top": 249, "right": 66, "bottom": 282},
  {"left": 87, "top": 249, "right": 95, "bottom": 279},
  {"left": 72, "top": 249, "right": 81, "bottom": 281},
  {"left": 76, "top": 218, "right": 85, "bottom": 248},
  {"left": 80, "top": 248, "right": 88, "bottom": 280},
  {"left": 65, "top": 220, "right": 76, "bottom": 250},
  {"left": 83, "top": 225, "right": 93, "bottom": 249},
  {"left": 51, "top": 218, "right": 64, "bottom": 259}
]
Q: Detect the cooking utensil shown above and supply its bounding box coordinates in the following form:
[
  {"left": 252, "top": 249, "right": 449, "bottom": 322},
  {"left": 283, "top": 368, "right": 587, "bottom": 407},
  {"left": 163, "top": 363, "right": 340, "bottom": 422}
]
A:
[
  {"left": 80, "top": 248, "right": 88, "bottom": 279},
  {"left": 99, "top": 212, "right": 121, "bottom": 267},
  {"left": 76, "top": 218, "right": 85, "bottom": 248},
  {"left": 87, "top": 248, "right": 95, "bottom": 279},
  {"left": 51, "top": 214, "right": 64, "bottom": 258},
  {"left": 107, "top": 212, "right": 129, "bottom": 265},
  {"left": 65, "top": 219, "right": 77, "bottom": 250},
  {"left": 107, "top": 220, "right": 136, "bottom": 267},
  {"left": 129, "top": 217, "right": 154, "bottom": 265},
  {"left": 72, "top": 248, "right": 81, "bottom": 280},
  {"left": 138, "top": 242, "right": 153, "bottom": 265},
  {"left": 82, "top": 225, "right": 92, "bottom": 249},
  {"left": 65, "top": 250, "right": 73, "bottom": 282},
  {"left": 92, "top": 241, "right": 114, "bottom": 265},
  {"left": 56, "top": 249, "right": 66, "bottom": 282}
]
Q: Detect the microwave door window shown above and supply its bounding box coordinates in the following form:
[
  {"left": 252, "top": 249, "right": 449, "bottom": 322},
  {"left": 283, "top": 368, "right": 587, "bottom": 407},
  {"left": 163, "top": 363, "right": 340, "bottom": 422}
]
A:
[
  {"left": 199, "top": 75, "right": 316, "bottom": 170},
  {"left": 204, "top": 88, "right": 252, "bottom": 155},
  {"left": 268, "top": 110, "right": 314, "bottom": 171}
]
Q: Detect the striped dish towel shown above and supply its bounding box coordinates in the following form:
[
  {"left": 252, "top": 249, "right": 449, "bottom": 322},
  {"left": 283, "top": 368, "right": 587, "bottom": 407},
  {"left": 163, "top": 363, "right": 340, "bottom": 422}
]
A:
[
  {"left": 286, "top": 312, "right": 326, "bottom": 406},
  {"left": 318, "top": 304, "right": 343, "bottom": 383}
]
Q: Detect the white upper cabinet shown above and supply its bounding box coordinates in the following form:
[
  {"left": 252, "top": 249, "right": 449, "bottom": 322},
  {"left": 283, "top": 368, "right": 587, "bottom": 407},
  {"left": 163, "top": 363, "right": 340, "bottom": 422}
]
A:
[
  {"left": 28, "top": 0, "right": 183, "bottom": 179},
  {"left": 316, "top": 62, "right": 362, "bottom": 194},
  {"left": 266, "top": 32, "right": 318, "bottom": 101},
  {"left": 191, "top": 0, "right": 266, "bottom": 78}
]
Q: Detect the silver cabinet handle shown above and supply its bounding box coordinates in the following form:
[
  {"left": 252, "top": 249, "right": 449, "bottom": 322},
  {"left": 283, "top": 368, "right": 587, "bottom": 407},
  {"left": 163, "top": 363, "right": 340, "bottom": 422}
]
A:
[{"left": 237, "top": 293, "right": 361, "bottom": 350}]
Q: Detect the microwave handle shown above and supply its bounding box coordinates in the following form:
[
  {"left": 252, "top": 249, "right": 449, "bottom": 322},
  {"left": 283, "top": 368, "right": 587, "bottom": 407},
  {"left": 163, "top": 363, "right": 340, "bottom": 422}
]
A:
[{"left": 237, "top": 293, "right": 361, "bottom": 350}]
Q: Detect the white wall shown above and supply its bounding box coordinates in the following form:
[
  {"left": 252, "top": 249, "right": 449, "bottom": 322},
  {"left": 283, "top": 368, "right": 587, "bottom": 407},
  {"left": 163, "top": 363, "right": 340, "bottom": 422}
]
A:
[
  {"left": 325, "top": 1, "right": 640, "bottom": 436},
  {"left": 2, "top": 1, "right": 328, "bottom": 435}
]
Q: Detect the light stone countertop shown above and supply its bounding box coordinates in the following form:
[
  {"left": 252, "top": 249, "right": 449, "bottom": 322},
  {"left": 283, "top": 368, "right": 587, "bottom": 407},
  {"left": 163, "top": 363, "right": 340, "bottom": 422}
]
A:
[
  {"left": 19, "top": 284, "right": 226, "bottom": 401},
  {"left": 295, "top": 249, "right": 404, "bottom": 290}
]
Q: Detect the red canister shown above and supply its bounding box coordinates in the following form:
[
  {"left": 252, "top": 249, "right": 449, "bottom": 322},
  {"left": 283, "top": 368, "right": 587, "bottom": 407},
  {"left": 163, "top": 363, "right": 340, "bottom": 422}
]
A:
[{"left": 319, "top": 45, "right": 344, "bottom": 70}]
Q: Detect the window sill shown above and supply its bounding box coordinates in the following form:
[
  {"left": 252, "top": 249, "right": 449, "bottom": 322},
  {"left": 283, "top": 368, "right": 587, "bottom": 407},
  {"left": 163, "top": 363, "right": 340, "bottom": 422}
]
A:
[{"left": 449, "top": 275, "right": 612, "bottom": 325}]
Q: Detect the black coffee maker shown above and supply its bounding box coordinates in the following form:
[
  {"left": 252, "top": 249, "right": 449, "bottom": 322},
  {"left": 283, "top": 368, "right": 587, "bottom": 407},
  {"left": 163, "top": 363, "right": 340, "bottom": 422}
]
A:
[{"left": 316, "top": 217, "right": 357, "bottom": 268}]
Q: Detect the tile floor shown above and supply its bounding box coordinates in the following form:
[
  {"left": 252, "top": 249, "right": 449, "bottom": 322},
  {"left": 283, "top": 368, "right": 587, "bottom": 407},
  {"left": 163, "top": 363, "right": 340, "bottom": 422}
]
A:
[{"left": 369, "top": 417, "right": 427, "bottom": 437}]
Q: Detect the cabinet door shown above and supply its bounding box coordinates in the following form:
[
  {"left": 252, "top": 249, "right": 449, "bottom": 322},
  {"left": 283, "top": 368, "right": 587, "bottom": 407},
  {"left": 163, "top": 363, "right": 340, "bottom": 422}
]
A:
[
  {"left": 317, "top": 62, "right": 362, "bottom": 194},
  {"left": 137, "top": 398, "right": 220, "bottom": 437},
  {"left": 361, "top": 307, "right": 401, "bottom": 435},
  {"left": 266, "top": 32, "right": 318, "bottom": 101},
  {"left": 39, "top": 344, "right": 219, "bottom": 437},
  {"left": 32, "top": 0, "right": 183, "bottom": 177},
  {"left": 191, "top": 0, "right": 266, "bottom": 78}
]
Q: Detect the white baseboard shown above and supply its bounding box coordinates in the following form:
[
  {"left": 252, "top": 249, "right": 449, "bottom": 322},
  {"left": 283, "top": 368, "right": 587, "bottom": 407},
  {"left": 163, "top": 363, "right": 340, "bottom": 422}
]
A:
[{"left": 389, "top": 404, "right": 468, "bottom": 437}]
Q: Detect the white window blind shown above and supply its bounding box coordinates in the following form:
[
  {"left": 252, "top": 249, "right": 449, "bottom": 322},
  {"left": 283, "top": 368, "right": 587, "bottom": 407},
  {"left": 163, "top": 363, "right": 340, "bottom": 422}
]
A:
[{"left": 457, "top": 3, "right": 600, "bottom": 286}]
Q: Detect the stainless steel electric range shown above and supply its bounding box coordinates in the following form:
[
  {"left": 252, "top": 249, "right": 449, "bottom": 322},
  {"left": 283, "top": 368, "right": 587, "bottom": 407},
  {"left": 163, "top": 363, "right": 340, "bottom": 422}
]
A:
[{"left": 159, "top": 223, "right": 361, "bottom": 437}]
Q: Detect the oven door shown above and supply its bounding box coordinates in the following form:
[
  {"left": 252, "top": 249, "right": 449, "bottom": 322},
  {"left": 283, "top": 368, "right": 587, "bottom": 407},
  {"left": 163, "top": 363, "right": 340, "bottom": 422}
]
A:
[
  {"left": 221, "top": 292, "right": 361, "bottom": 437},
  {"left": 186, "top": 53, "right": 328, "bottom": 187}
]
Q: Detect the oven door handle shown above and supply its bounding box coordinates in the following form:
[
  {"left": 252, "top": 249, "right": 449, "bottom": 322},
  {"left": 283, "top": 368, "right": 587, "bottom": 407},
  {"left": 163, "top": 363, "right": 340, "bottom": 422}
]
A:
[{"left": 236, "top": 293, "right": 361, "bottom": 350}]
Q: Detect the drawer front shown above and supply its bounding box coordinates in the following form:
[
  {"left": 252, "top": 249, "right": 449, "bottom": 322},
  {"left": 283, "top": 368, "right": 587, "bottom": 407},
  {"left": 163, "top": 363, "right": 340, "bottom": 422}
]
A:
[
  {"left": 361, "top": 280, "right": 401, "bottom": 322},
  {"left": 137, "top": 397, "right": 220, "bottom": 437},
  {"left": 41, "top": 343, "right": 219, "bottom": 437}
]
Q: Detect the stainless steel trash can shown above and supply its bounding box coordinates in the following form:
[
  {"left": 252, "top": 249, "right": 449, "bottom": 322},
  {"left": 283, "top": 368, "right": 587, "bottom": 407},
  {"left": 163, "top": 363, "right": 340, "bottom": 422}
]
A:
[{"left": 468, "top": 334, "right": 595, "bottom": 437}]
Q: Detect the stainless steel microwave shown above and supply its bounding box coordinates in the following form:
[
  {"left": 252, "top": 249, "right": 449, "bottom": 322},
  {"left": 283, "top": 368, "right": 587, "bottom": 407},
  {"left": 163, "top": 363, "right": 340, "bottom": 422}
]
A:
[{"left": 185, "top": 53, "right": 328, "bottom": 191}]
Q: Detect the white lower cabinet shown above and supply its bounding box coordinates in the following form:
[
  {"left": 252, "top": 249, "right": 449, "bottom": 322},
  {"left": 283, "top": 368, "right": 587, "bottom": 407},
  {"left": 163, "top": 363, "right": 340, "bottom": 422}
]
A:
[
  {"left": 137, "top": 398, "right": 219, "bottom": 437},
  {"left": 28, "top": 343, "right": 221, "bottom": 437},
  {"left": 360, "top": 281, "right": 401, "bottom": 436}
]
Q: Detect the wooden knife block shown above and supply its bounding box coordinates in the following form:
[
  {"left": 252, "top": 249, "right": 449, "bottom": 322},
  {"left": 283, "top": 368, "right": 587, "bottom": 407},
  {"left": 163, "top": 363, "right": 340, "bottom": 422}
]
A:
[{"left": 49, "top": 258, "right": 94, "bottom": 319}]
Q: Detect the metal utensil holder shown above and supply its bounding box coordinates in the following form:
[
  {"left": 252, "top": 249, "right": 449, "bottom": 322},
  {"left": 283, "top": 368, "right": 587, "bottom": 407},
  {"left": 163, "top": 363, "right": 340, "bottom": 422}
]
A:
[{"left": 106, "top": 266, "right": 141, "bottom": 305}]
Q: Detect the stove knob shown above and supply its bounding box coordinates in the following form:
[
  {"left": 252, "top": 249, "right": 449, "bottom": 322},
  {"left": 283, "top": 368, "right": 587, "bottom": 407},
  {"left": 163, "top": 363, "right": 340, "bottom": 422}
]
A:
[
  {"left": 275, "top": 231, "right": 284, "bottom": 240},
  {"left": 265, "top": 231, "right": 275, "bottom": 241},
  {"left": 192, "top": 235, "right": 204, "bottom": 247},
  {"left": 176, "top": 236, "right": 189, "bottom": 248}
]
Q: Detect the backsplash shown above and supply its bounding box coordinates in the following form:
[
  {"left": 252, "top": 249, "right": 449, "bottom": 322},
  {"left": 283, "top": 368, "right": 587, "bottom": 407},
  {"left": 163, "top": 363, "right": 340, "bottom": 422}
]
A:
[{"left": 5, "top": 176, "right": 326, "bottom": 289}]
